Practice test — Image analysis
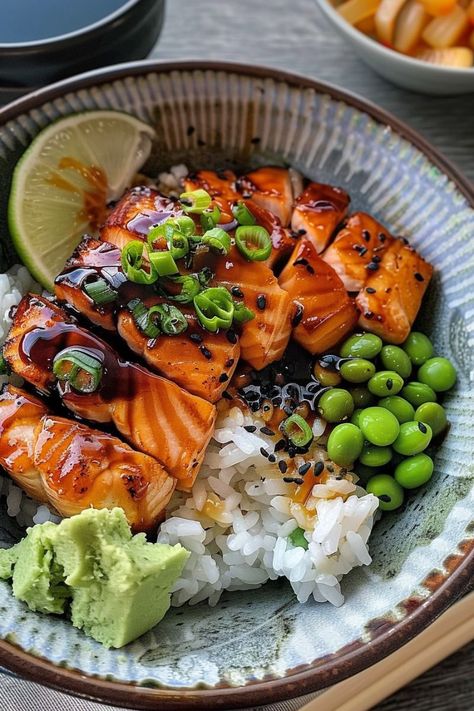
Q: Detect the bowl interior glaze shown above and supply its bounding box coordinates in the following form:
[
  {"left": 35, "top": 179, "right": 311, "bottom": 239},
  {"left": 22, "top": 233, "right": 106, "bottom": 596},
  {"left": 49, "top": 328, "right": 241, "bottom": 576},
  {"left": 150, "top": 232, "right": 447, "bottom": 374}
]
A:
[{"left": 0, "top": 62, "right": 472, "bottom": 710}]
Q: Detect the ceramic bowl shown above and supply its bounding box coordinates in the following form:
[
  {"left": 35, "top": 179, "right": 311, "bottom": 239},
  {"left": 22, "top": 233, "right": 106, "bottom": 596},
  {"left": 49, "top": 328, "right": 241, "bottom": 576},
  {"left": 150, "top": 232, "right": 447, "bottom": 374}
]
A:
[
  {"left": 0, "top": 61, "right": 472, "bottom": 710},
  {"left": 316, "top": 0, "right": 474, "bottom": 95}
]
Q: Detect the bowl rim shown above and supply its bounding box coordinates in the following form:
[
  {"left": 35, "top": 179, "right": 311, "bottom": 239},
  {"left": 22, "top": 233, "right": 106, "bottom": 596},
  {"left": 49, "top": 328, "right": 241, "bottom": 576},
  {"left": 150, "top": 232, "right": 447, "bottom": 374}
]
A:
[
  {"left": 0, "top": 58, "right": 472, "bottom": 710},
  {"left": 315, "top": 0, "right": 474, "bottom": 76},
  {"left": 0, "top": 0, "right": 147, "bottom": 50}
]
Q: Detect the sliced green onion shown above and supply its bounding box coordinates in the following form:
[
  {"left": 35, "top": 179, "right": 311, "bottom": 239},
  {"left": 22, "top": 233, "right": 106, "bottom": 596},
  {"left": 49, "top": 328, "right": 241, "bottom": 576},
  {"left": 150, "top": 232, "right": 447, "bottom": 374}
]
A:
[
  {"left": 0, "top": 353, "right": 9, "bottom": 375},
  {"left": 173, "top": 216, "right": 196, "bottom": 237},
  {"left": 149, "top": 250, "right": 179, "bottom": 277},
  {"left": 233, "top": 301, "right": 255, "bottom": 324},
  {"left": 235, "top": 225, "right": 272, "bottom": 261},
  {"left": 198, "top": 267, "right": 213, "bottom": 287},
  {"left": 84, "top": 277, "right": 118, "bottom": 305},
  {"left": 164, "top": 275, "right": 201, "bottom": 304},
  {"left": 148, "top": 221, "right": 189, "bottom": 260},
  {"left": 179, "top": 189, "right": 212, "bottom": 214},
  {"left": 200, "top": 205, "right": 221, "bottom": 231},
  {"left": 288, "top": 527, "right": 309, "bottom": 550},
  {"left": 232, "top": 201, "right": 256, "bottom": 226},
  {"left": 281, "top": 414, "right": 313, "bottom": 448},
  {"left": 194, "top": 287, "right": 234, "bottom": 333},
  {"left": 121, "top": 241, "right": 158, "bottom": 285},
  {"left": 127, "top": 298, "right": 161, "bottom": 339},
  {"left": 155, "top": 303, "right": 188, "bottom": 335},
  {"left": 53, "top": 347, "right": 103, "bottom": 394},
  {"left": 201, "top": 227, "right": 231, "bottom": 255}
]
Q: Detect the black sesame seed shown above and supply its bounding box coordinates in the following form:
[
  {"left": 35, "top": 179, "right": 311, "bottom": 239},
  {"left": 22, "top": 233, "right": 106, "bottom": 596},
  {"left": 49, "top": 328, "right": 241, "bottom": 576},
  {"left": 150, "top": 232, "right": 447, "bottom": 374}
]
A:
[
  {"left": 189, "top": 333, "right": 203, "bottom": 344},
  {"left": 260, "top": 426, "right": 275, "bottom": 436},
  {"left": 298, "top": 462, "right": 311, "bottom": 476},
  {"left": 314, "top": 461, "right": 324, "bottom": 476},
  {"left": 231, "top": 286, "right": 244, "bottom": 298},
  {"left": 289, "top": 230, "right": 300, "bottom": 239},
  {"left": 200, "top": 345, "right": 212, "bottom": 359},
  {"left": 219, "top": 373, "right": 229, "bottom": 383},
  {"left": 379, "top": 494, "right": 391, "bottom": 503},
  {"left": 306, "top": 264, "right": 315, "bottom": 275},
  {"left": 418, "top": 422, "right": 427, "bottom": 433},
  {"left": 260, "top": 447, "right": 269, "bottom": 458},
  {"left": 226, "top": 329, "right": 237, "bottom": 344},
  {"left": 372, "top": 255, "right": 381, "bottom": 263},
  {"left": 378, "top": 232, "right": 387, "bottom": 243},
  {"left": 278, "top": 460, "right": 288, "bottom": 474},
  {"left": 362, "top": 229, "right": 371, "bottom": 242},
  {"left": 386, "top": 378, "right": 393, "bottom": 390},
  {"left": 275, "top": 438, "right": 286, "bottom": 451},
  {"left": 283, "top": 476, "right": 304, "bottom": 485},
  {"left": 366, "top": 287, "right": 376, "bottom": 294},
  {"left": 256, "top": 294, "right": 267, "bottom": 310},
  {"left": 268, "top": 454, "right": 276, "bottom": 463},
  {"left": 225, "top": 358, "right": 235, "bottom": 368},
  {"left": 364, "top": 311, "right": 374, "bottom": 320},
  {"left": 366, "top": 262, "right": 379, "bottom": 272},
  {"left": 251, "top": 136, "right": 261, "bottom": 144},
  {"left": 359, "top": 247, "right": 368, "bottom": 257},
  {"left": 291, "top": 303, "right": 304, "bottom": 327},
  {"left": 294, "top": 258, "right": 309, "bottom": 267},
  {"left": 186, "top": 125, "right": 195, "bottom": 136},
  {"left": 244, "top": 425, "right": 257, "bottom": 432},
  {"left": 222, "top": 390, "right": 233, "bottom": 400},
  {"left": 297, "top": 229, "right": 307, "bottom": 236},
  {"left": 414, "top": 272, "right": 424, "bottom": 282}
]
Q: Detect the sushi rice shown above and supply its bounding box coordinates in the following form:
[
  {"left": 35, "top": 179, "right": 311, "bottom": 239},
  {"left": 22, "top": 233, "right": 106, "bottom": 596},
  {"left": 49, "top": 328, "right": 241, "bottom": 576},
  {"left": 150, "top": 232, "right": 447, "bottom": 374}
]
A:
[{"left": 0, "top": 172, "right": 379, "bottom": 609}]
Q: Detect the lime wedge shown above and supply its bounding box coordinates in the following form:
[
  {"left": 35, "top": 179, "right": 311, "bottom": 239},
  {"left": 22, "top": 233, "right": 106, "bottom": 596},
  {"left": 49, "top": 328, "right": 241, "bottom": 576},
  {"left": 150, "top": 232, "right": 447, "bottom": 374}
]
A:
[{"left": 8, "top": 111, "right": 155, "bottom": 291}]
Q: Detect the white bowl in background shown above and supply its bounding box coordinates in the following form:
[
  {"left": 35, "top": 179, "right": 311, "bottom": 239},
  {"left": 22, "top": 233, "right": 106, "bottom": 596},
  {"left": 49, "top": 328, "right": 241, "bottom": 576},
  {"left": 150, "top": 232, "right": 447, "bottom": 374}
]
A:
[{"left": 316, "top": 0, "right": 474, "bottom": 95}]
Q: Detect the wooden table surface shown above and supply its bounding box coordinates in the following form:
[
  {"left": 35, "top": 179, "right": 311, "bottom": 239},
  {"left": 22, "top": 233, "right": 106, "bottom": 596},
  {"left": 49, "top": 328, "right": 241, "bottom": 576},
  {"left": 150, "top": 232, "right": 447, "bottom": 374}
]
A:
[
  {"left": 2, "top": 1, "right": 473, "bottom": 709},
  {"left": 156, "top": 2, "right": 474, "bottom": 709}
]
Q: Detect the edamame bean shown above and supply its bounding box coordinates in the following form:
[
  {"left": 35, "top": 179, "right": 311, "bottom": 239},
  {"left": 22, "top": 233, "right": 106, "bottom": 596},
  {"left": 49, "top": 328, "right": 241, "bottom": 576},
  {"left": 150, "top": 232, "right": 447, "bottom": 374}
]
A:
[
  {"left": 359, "top": 442, "right": 393, "bottom": 467},
  {"left": 359, "top": 406, "right": 400, "bottom": 446},
  {"left": 366, "top": 474, "right": 404, "bottom": 511},
  {"left": 380, "top": 345, "right": 413, "bottom": 379},
  {"left": 394, "top": 453, "right": 434, "bottom": 489},
  {"left": 378, "top": 396, "right": 415, "bottom": 424},
  {"left": 318, "top": 388, "right": 354, "bottom": 423},
  {"left": 340, "top": 358, "right": 376, "bottom": 383},
  {"left": 340, "top": 333, "right": 383, "bottom": 359},
  {"left": 313, "top": 361, "right": 342, "bottom": 387},
  {"left": 402, "top": 332, "right": 434, "bottom": 366},
  {"left": 351, "top": 409, "right": 363, "bottom": 428},
  {"left": 368, "top": 371, "right": 404, "bottom": 397},
  {"left": 392, "top": 420, "right": 432, "bottom": 455},
  {"left": 401, "top": 381, "right": 437, "bottom": 407},
  {"left": 418, "top": 357, "right": 457, "bottom": 392},
  {"left": 351, "top": 387, "right": 375, "bottom": 409},
  {"left": 327, "top": 423, "right": 364, "bottom": 467},
  {"left": 414, "top": 402, "right": 448, "bottom": 436}
]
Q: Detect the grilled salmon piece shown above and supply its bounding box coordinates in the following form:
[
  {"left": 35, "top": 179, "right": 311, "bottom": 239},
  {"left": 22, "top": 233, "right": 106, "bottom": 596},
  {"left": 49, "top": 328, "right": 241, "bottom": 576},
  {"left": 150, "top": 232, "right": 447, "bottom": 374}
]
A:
[
  {"left": 213, "top": 247, "right": 293, "bottom": 370},
  {"left": 246, "top": 202, "right": 296, "bottom": 270},
  {"left": 55, "top": 237, "right": 239, "bottom": 402},
  {"left": 356, "top": 239, "right": 433, "bottom": 344},
  {"left": 322, "top": 212, "right": 393, "bottom": 292},
  {"left": 100, "top": 187, "right": 182, "bottom": 251},
  {"left": 3, "top": 295, "right": 216, "bottom": 489},
  {"left": 0, "top": 385, "right": 175, "bottom": 532},
  {"left": 183, "top": 170, "right": 238, "bottom": 224},
  {"left": 237, "top": 167, "right": 294, "bottom": 226},
  {"left": 279, "top": 240, "right": 359, "bottom": 354},
  {"left": 291, "top": 183, "right": 350, "bottom": 254}
]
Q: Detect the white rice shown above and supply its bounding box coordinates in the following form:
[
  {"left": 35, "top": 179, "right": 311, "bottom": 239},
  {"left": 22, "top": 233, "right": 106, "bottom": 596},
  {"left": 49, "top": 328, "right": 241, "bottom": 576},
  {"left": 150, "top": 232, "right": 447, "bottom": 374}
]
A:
[{"left": 158, "top": 406, "right": 379, "bottom": 608}]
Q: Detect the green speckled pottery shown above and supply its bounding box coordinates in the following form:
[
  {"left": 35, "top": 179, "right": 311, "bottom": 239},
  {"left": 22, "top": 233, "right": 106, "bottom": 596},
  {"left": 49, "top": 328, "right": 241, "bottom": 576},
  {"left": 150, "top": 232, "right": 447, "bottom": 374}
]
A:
[{"left": 0, "top": 61, "right": 472, "bottom": 710}]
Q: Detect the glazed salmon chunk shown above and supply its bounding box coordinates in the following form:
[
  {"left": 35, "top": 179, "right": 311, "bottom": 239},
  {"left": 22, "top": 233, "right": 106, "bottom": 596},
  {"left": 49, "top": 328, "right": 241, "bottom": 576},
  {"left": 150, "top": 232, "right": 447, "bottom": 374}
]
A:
[
  {"left": 3, "top": 294, "right": 216, "bottom": 489},
  {"left": 0, "top": 385, "right": 175, "bottom": 532},
  {"left": 279, "top": 239, "right": 359, "bottom": 354},
  {"left": 356, "top": 238, "right": 433, "bottom": 344},
  {"left": 291, "top": 183, "right": 350, "bottom": 254},
  {"left": 237, "top": 167, "right": 294, "bottom": 226}
]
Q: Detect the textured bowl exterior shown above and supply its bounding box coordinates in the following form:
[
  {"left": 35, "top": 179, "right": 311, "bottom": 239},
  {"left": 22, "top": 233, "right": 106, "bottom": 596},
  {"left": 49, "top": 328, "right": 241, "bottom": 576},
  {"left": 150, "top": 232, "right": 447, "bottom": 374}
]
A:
[
  {"left": 316, "top": 0, "right": 474, "bottom": 96},
  {"left": 0, "top": 62, "right": 472, "bottom": 709}
]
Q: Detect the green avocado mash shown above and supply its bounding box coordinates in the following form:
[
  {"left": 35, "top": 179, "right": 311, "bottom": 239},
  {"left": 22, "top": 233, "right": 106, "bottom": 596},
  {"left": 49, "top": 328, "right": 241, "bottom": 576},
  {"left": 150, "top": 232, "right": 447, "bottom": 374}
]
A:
[{"left": 0, "top": 508, "right": 189, "bottom": 648}]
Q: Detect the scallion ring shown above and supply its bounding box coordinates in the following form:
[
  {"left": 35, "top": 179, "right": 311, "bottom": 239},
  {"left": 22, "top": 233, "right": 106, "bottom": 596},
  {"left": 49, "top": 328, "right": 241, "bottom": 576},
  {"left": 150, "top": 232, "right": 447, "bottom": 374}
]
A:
[
  {"left": 164, "top": 275, "right": 201, "bottom": 303},
  {"left": 53, "top": 347, "right": 103, "bottom": 394},
  {"left": 235, "top": 225, "right": 272, "bottom": 261},
  {"left": 194, "top": 287, "right": 234, "bottom": 333},
  {"left": 198, "top": 267, "right": 214, "bottom": 287},
  {"left": 200, "top": 205, "right": 221, "bottom": 231},
  {"left": 127, "top": 298, "right": 161, "bottom": 339},
  {"left": 155, "top": 303, "right": 188, "bottom": 335},
  {"left": 84, "top": 277, "right": 118, "bottom": 305},
  {"left": 201, "top": 227, "right": 231, "bottom": 255},
  {"left": 149, "top": 250, "right": 179, "bottom": 277},
  {"left": 179, "top": 188, "right": 212, "bottom": 214},
  {"left": 148, "top": 221, "right": 189, "bottom": 260},
  {"left": 121, "top": 241, "right": 158, "bottom": 285},
  {"left": 281, "top": 414, "right": 314, "bottom": 448},
  {"left": 232, "top": 201, "right": 256, "bottom": 226},
  {"left": 233, "top": 301, "right": 255, "bottom": 324},
  {"left": 173, "top": 215, "right": 196, "bottom": 237}
]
